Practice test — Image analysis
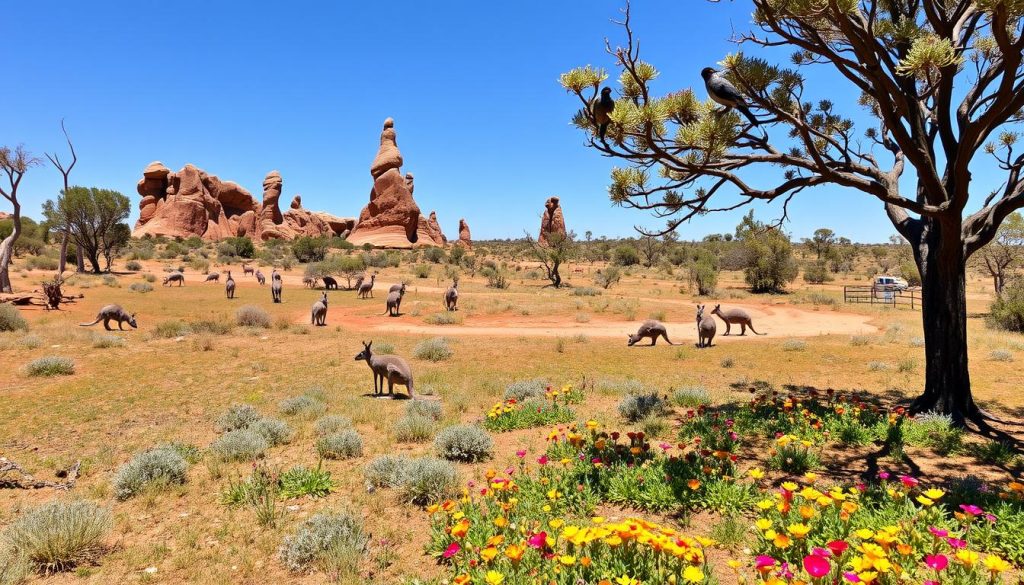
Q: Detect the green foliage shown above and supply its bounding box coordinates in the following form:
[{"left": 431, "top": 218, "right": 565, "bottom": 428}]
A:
[
  {"left": 903, "top": 413, "right": 962, "bottom": 455},
  {"left": 113, "top": 446, "right": 188, "bottom": 500},
  {"left": 3, "top": 500, "right": 111, "bottom": 573},
  {"left": 278, "top": 464, "right": 335, "bottom": 499},
  {"left": 672, "top": 386, "right": 711, "bottom": 407},
  {"left": 24, "top": 356, "right": 74, "bottom": 377},
  {"left": 235, "top": 305, "right": 271, "bottom": 328},
  {"left": 483, "top": 398, "right": 576, "bottom": 432},
  {"left": 737, "top": 213, "right": 798, "bottom": 293},
  {"left": 217, "top": 404, "right": 262, "bottom": 432},
  {"left": 316, "top": 430, "right": 363, "bottom": 460},
  {"left": 291, "top": 236, "right": 329, "bottom": 263},
  {"left": 503, "top": 379, "right": 549, "bottom": 402},
  {"left": 407, "top": 400, "right": 443, "bottom": 420},
  {"left": 611, "top": 244, "right": 640, "bottom": 266},
  {"left": 594, "top": 265, "right": 622, "bottom": 289},
  {"left": 767, "top": 439, "right": 820, "bottom": 474},
  {"left": 414, "top": 337, "right": 453, "bottom": 361},
  {"left": 618, "top": 391, "right": 667, "bottom": 422},
  {"left": 689, "top": 256, "right": 719, "bottom": 295},
  {"left": 434, "top": 425, "right": 493, "bottom": 462},
  {"left": 0, "top": 305, "right": 28, "bottom": 332},
  {"left": 802, "top": 261, "right": 833, "bottom": 284},
  {"left": 987, "top": 278, "right": 1024, "bottom": 332},
  {"left": 279, "top": 510, "right": 368, "bottom": 575},
  {"left": 42, "top": 186, "right": 131, "bottom": 272},
  {"left": 423, "top": 247, "right": 446, "bottom": 264},
  {"left": 223, "top": 236, "right": 255, "bottom": 259}
]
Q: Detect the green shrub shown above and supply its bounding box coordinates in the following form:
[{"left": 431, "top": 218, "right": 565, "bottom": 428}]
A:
[
  {"left": 142, "top": 273, "right": 156, "bottom": 283},
  {"left": 617, "top": 392, "right": 667, "bottom": 423},
  {"left": 720, "top": 356, "right": 736, "bottom": 368},
  {"left": 249, "top": 417, "right": 294, "bottom": 446},
  {"left": 314, "top": 415, "right": 352, "bottom": 436},
  {"left": 406, "top": 400, "right": 442, "bottom": 420},
  {"left": 113, "top": 447, "right": 188, "bottom": 500},
  {"left": 394, "top": 414, "right": 437, "bottom": 443},
  {"left": 413, "top": 337, "right": 453, "bottom": 361},
  {"left": 128, "top": 282, "right": 153, "bottom": 293},
  {"left": 594, "top": 266, "right": 622, "bottom": 289},
  {"left": 279, "top": 510, "right": 368, "bottom": 575},
  {"left": 278, "top": 464, "right": 335, "bottom": 499},
  {"left": 768, "top": 441, "right": 819, "bottom": 474},
  {"left": 802, "top": 261, "right": 833, "bottom": 284},
  {"left": 235, "top": 305, "right": 271, "bottom": 328},
  {"left": 216, "top": 404, "right": 261, "bottom": 432},
  {"left": 291, "top": 236, "right": 329, "bottom": 263},
  {"left": 413, "top": 264, "right": 431, "bottom": 278},
  {"left": 399, "top": 457, "right": 459, "bottom": 505},
  {"left": 904, "top": 412, "right": 962, "bottom": 455},
  {"left": 971, "top": 439, "right": 1017, "bottom": 465},
  {"left": 987, "top": 279, "right": 1024, "bottom": 332},
  {"left": 424, "top": 312, "right": 462, "bottom": 325},
  {"left": 0, "top": 305, "right": 28, "bottom": 332},
  {"left": 279, "top": 394, "right": 328, "bottom": 418},
  {"left": 671, "top": 386, "right": 711, "bottom": 408},
  {"left": 209, "top": 429, "right": 269, "bottom": 462},
  {"left": 689, "top": 260, "right": 718, "bottom": 296},
  {"left": 503, "top": 379, "right": 548, "bottom": 402},
  {"left": 990, "top": 348, "right": 1014, "bottom": 362},
  {"left": 152, "top": 319, "right": 189, "bottom": 338},
  {"left": 423, "top": 247, "right": 446, "bottom": 264},
  {"left": 0, "top": 546, "right": 28, "bottom": 585},
  {"left": 611, "top": 245, "right": 640, "bottom": 266},
  {"left": 364, "top": 455, "right": 410, "bottom": 492},
  {"left": 4, "top": 500, "right": 111, "bottom": 573},
  {"left": 26, "top": 255, "right": 58, "bottom": 271},
  {"left": 223, "top": 236, "right": 255, "bottom": 259},
  {"left": 24, "top": 356, "right": 74, "bottom": 377},
  {"left": 316, "top": 430, "right": 363, "bottom": 460},
  {"left": 434, "top": 425, "right": 493, "bottom": 462},
  {"left": 125, "top": 260, "right": 142, "bottom": 271}
]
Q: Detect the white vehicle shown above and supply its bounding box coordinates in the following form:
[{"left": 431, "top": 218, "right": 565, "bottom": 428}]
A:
[{"left": 873, "top": 275, "right": 909, "bottom": 298}]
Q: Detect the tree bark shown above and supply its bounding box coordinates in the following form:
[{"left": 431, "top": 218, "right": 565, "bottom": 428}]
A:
[
  {"left": 58, "top": 231, "right": 69, "bottom": 275},
  {"left": 0, "top": 199, "right": 20, "bottom": 293},
  {"left": 908, "top": 216, "right": 978, "bottom": 426}
]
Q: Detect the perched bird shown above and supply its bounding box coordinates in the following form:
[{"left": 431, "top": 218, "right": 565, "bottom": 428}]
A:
[
  {"left": 592, "top": 86, "right": 615, "bottom": 140},
  {"left": 701, "top": 67, "right": 758, "bottom": 126}
]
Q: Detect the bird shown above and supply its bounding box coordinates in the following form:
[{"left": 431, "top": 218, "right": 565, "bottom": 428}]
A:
[
  {"left": 701, "top": 67, "right": 758, "bottom": 126},
  {"left": 592, "top": 86, "right": 616, "bottom": 140}
]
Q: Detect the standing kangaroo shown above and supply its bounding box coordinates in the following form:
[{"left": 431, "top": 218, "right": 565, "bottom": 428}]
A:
[
  {"left": 204, "top": 272, "right": 220, "bottom": 283},
  {"left": 444, "top": 281, "right": 459, "bottom": 311},
  {"left": 353, "top": 275, "right": 364, "bottom": 291},
  {"left": 323, "top": 276, "right": 338, "bottom": 290},
  {"left": 711, "top": 304, "right": 766, "bottom": 336},
  {"left": 627, "top": 320, "right": 675, "bottom": 346},
  {"left": 696, "top": 304, "right": 717, "bottom": 348},
  {"left": 383, "top": 287, "right": 405, "bottom": 317},
  {"left": 255, "top": 270, "right": 266, "bottom": 286},
  {"left": 311, "top": 292, "right": 328, "bottom": 326},
  {"left": 388, "top": 282, "right": 407, "bottom": 294},
  {"left": 354, "top": 341, "right": 414, "bottom": 398},
  {"left": 357, "top": 274, "right": 376, "bottom": 299},
  {"left": 242, "top": 264, "right": 254, "bottom": 276},
  {"left": 271, "top": 270, "right": 283, "bottom": 303},
  {"left": 162, "top": 272, "right": 184, "bottom": 286},
  {"left": 225, "top": 271, "right": 236, "bottom": 299},
  {"left": 79, "top": 305, "right": 137, "bottom": 331}
]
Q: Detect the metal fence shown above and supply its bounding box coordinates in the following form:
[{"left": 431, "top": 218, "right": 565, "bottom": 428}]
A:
[{"left": 844, "top": 286, "right": 922, "bottom": 309}]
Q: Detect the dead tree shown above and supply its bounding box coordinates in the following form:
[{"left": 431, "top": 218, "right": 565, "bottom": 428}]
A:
[
  {"left": 0, "top": 145, "right": 42, "bottom": 293},
  {"left": 44, "top": 119, "right": 78, "bottom": 274}
]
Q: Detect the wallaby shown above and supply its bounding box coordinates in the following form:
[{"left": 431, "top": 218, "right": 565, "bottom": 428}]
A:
[
  {"left": 388, "top": 282, "right": 407, "bottom": 294},
  {"left": 357, "top": 274, "right": 376, "bottom": 298},
  {"left": 444, "top": 280, "right": 459, "bottom": 311},
  {"left": 225, "top": 271, "right": 236, "bottom": 299},
  {"left": 323, "top": 276, "right": 338, "bottom": 290},
  {"left": 696, "top": 304, "right": 717, "bottom": 348},
  {"left": 204, "top": 272, "right": 220, "bottom": 283},
  {"left": 242, "top": 263, "right": 254, "bottom": 276},
  {"left": 311, "top": 292, "right": 328, "bottom": 326},
  {"left": 79, "top": 304, "right": 137, "bottom": 331},
  {"left": 162, "top": 272, "right": 184, "bottom": 286},
  {"left": 711, "top": 304, "right": 765, "bottom": 336},
  {"left": 383, "top": 288, "right": 405, "bottom": 317},
  {"left": 353, "top": 275, "right": 364, "bottom": 291},
  {"left": 627, "top": 319, "right": 675, "bottom": 346},
  {"left": 271, "top": 270, "right": 283, "bottom": 303},
  {"left": 354, "top": 341, "right": 414, "bottom": 397},
  {"left": 255, "top": 270, "right": 266, "bottom": 286}
]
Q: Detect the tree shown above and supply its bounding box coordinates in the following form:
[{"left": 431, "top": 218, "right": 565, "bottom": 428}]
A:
[
  {"left": 974, "top": 211, "right": 1024, "bottom": 295},
  {"left": 525, "top": 230, "right": 576, "bottom": 288},
  {"left": 42, "top": 186, "right": 131, "bottom": 274},
  {"left": 44, "top": 120, "right": 78, "bottom": 274},
  {"left": 737, "top": 213, "right": 799, "bottom": 292},
  {"left": 637, "top": 235, "right": 665, "bottom": 267},
  {"left": 804, "top": 228, "right": 836, "bottom": 260},
  {"left": 291, "top": 236, "right": 329, "bottom": 263},
  {"left": 561, "top": 2, "right": 1024, "bottom": 425},
  {"left": 0, "top": 145, "right": 42, "bottom": 293},
  {"left": 102, "top": 223, "right": 131, "bottom": 272}
]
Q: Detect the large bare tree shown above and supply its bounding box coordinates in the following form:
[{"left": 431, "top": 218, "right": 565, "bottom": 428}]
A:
[
  {"left": 562, "top": 1, "right": 1024, "bottom": 425},
  {"left": 0, "top": 146, "right": 42, "bottom": 293},
  {"left": 44, "top": 119, "right": 78, "bottom": 275}
]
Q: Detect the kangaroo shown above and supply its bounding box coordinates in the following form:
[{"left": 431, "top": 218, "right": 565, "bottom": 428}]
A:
[
  {"left": 353, "top": 275, "right": 364, "bottom": 291},
  {"left": 271, "top": 270, "right": 283, "bottom": 303},
  {"left": 388, "top": 282, "right": 407, "bottom": 294},
  {"left": 162, "top": 272, "right": 184, "bottom": 287},
  {"left": 224, "top": 271, "right": 236, "bottom": 299},
  {"left": 696, "top": 304, "right": 717, "bottom": 348},
  {"left": 255, "top": 270, "right": 266, "bottom": 286},
  {"left": 204, "top": 272, "right": 220, "bottom": 283},
  {"left": 79, "top": 304, "right": 137, "bottom": 331},
  {"left": 323, "top": 276, "right": 338, "bottom": 290},
  {"left": 311, "top": 292, "right": 328, "bottom": 326},
  {"left": 357, "top": 274, "right": 376, "bottom": 299},
  {"left": 354, "top": 341, "right": 414, "bottom": 397},
  {"left": 444, "top": 281, "right": 459, "bottom": 311},
  {"left": 242, "top": 263, "right": 254, "bottom": 276},
  {"left": 303, "top": 276, "right": 317, "bottom": 289},
  {"left": 627, "top": 319, "right": 675, "bottom": 346},
  {"left": 383, "top": 288, "right": 405, "bottom": 317},
  {"left": 711, "top": 304, "right": 765, "bottom": 336}
]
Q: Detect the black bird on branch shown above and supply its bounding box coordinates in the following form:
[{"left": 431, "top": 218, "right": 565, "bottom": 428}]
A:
[{"left": 701, "top": 67, "right": 758, "bottom": 126}]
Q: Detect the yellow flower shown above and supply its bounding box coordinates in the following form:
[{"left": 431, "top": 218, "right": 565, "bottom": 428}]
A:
[
  {"left": 757, "top": 499, "right": 775, "bottom": 510},
  {"left": 749, "top": 468, "right": 765, "bottom": 479},
  {"left": 505, "top": 544, "right": 524, "bottom": 562},
  {"left": 592, "top": 516, "right": 606, "bottom": 524},
  {"left": 683, "top": 565, "right": 704, "bottom": 583},
  {"left": 782, "top": 481, "right": 798, "bottom": 491},
  {"left": 615, "top": 576, "right": 640, "bottom": 585},
  {"left": 916, "top": 495, "right": 934, "bottom": 507},
  {"left": 586, "top": 419, "right": 599, "bottom": 430},
  {"left": 480, "top": 546, "right": 498, "bottom": 562},
  {"left": 755, "top": 518, "right": 773, "bottom": 531},
  {"left": 955, "top": 550, "right": 979, "bottom": 568},
  {"left": 451, "top": 518, "right": 470, "bottom": 538},
  {"left": 922, "top": 488, "right": 945, "bottom": 500},
  {"left": 804, "top": 472, "right": 818, "bottom": 482},
  {"left": 549, "top": 518, "right": 564, "bottom": 529},
  {"left": 485, "top": 570, "right": 505, "bottom": 585},
  {"left": 494, "top": 516, "right": 508, "bottom": 528},
  {"left": 773, "top": 533, "right": 792, "bottom": 548},
  {"left": 559, "top": 555, "right": 576, "bottom": 565},
  {"left": 854, "top": 528, "right": 874, "bottom": 540},
  {"left": 984, "top": 555, "right": 1010, "bottom": 573},
  {"left": 787, "top": 523, "right": 811, "bottom": 539}
]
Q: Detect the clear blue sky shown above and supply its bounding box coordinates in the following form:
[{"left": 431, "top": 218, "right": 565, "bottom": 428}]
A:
[{"left": 7, "top": 0, "right": 927, "bottom": 243}]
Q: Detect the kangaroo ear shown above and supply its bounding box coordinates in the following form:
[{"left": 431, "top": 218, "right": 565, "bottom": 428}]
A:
[{"left": 715, "top": 304, "right": 720, "bottom": 310}]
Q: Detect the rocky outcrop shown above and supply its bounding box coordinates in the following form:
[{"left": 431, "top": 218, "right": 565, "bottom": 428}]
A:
[
  {"left": 427, "top": 211, "right": 447, "bottom": 245},
  {"left": 539, "top": 196, "right": 567, "bottom": 246},
  {"left": 132, "top": 163, "right": 355, "bottom": 241},
  {"left": 347, "top": 118, "right": 445, "bottom": 248},
  {"left": 456, "top": 218, "right": 472, "bottom": 249},
  {"left": 0, "top": 212, "right": 12, "bottom": 221}
]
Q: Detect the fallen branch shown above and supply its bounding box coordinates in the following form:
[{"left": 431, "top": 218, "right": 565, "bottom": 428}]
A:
[{"left": 0, "top": 457, "right": 80, "bottom": 490}]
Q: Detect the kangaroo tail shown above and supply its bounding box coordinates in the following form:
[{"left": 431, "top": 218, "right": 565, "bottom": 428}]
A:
[
  {"left": 750, "top": 326, "right": 766, "bottom": 335},
  {"left": 79, "top": 318, "right": 101, "bottom": 327}
]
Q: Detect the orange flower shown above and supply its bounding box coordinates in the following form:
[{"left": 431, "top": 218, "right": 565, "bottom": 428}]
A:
[
  {"left": 688, "top": 479, "right": 701, "bottom": 490},
  {"left": 451, "top": 518, "right": 470, "bottom": 539}
]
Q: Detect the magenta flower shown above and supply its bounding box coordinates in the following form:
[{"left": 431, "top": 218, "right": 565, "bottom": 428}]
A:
[
  {"left": 878, "top": 471, "right": 890, "bottom": 480},
  {"left": 812, "top": 547, "right": 831, "bottom": 558},
  {"left": 899, "top": 475, "right": 919, "bottom": 488},
  {"left": 537, "top": 455, "right": 548, "bottom": 465},
  {"left": 985, "top": 513, "right": 997, "bottom": 523},
  {"left": 442, "top": 542, "right": 460, "bottom": 559},
  {"left": 515, "top": 449, "right": 527, "bottom": 458},
  {"left": 526, "top": 531, "right": 547, "bottom": 549},
  {"left": 925, "top": 554, "right": 948, "bottom": 571},
  {"left": 659, "top": 442, "right": 672, "bottom": 451},
  {"left": 928, "top": 526, "right": 948, "bottom": 538},
  {"left": 827, "top": 540, "right": 849, "bottom": 556},
  {"left": 803, "top": 554, "right": 831, "bottom": 578},
  {"left": 924, "top": 581, "right": 939, "bottom": 585},
  {"left": 843, "top": 571, "right": 861, "bottom": 583},
  {"left": 755, "top": 555, "right": 776, "bottom": 570},
  {"left": 959, "top": 504, "right": 982, "bottom": 516},
  {"left": 947, "top": 537, "right": 967, "bottom": 549}
]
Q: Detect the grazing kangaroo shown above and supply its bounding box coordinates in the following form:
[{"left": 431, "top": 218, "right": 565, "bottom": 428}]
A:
[
  {"left": 303, "top": 276, "right": 317, "bottom": 288},
  {"left": 79, "top": 304, "right": 137, "bottom": 331},
  {"left": 255, "top": 270, "right": 266, "bottom": 285},
  {"left": 225, "top": 271, "right": 236, "bottom": 299},
  {"left": 696, "top": 304, "right": 717, "bottom": 348},
  {"left": 444, "top": 281, "right": 459, "bottom": 311},
  {"left": 162, "top": 272, "right": 184, "bottom": 286},
  {"left": 323, "top": 276, "right": 338, "bottom": 290},
  {"left": 383, "top": 287, "right": 405, "bottom": 317},
  {"left": 242, "top": 264, "right": 254, "bottom": 276},
  {"left": 311, "top": 292, "right": 328, "bottom": 326},
  {"left": 627, "top": 319, "right": 675, "bottom": 346},
  {"left": 357, "top": 274, "right": 376, "bottom": 299},
  {"left": 388, "top": 282, "right": 407, "bottom": 294},
  {"left": 354, "top": 341, "right": 414, "bottom": 397},
  {"left": 271, "top": 270, "right": 283, "bottom": 303},
  {"left": 204, "top": 272, "right": 220, "bottom": 283},
  {"left": 711, "top": 304, "right": 765, "bottom": 336}
]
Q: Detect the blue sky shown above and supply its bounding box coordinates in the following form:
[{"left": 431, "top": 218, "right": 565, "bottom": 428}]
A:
[{"left": 6, "top": 0, "right": 922, "bottom": 242}]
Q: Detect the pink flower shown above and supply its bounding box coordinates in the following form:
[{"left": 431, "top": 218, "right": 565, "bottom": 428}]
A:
[
  {"left": 537, "top": 455, "right": 548, "bottom": 465},
  {"left": 812, "top": 547, "right": 831, "bottom": 558},
  {"left": 527, "top": 532, "right": 547, "bottom": 549},
  {"left": 803, "top": 554, "right": 831, "bottom": 578},
  {"left": 899, "top": 475, "right": 919, "bottom": 488},
  {"left": 843, "top": 572, "right": 861, "bottom": 583},
  {"left": 443, "top": 542, "right": 460, "bottom": 559},
  {"left": 878, "top": 471, "right": 890, "bottom": 480},
  {"left": 827, "top": 540, "right": 849, "bottom": 556},
  {"left": 659, "top": 443, "right": 672, "bottom": 451},
  {"left": 925, "top": 554, "right": 948, "bottom": 571},
  {"left": 924, "top": 581, "right": 939, "bottom": 585},
  {"left": 947, "top": 537, "right": 967, "bottom": 549},
  {"left": 515, "top": 449, "right": 527, "bottom": 458},
  {"left": 928, "top": 526, "right": 948, "bottom": 538},
  {"left": 755, "top": 556, "right": 776, "bottom": 570},
  {"left": 959, "top": 504, "right": 982, "bottom": 516},
  {"left": 985, "top": 513, "right": 997, "bottom": 523}
]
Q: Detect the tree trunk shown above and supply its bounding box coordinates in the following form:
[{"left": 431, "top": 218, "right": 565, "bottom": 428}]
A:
[
  {"left": 58, "top": 231, "right": 69, "bottom": 275},
  {"left": 0, "top": 199, "right": 20, "bottom": 293},
  {"left": 76, "top": 243, "right": 84, "bottom": 272},
  {"left": 908, "top": 217, "right": 978, "bottom": 426},
  {"left": 88, "top": 251, "right": 102, "bottom": 274}
]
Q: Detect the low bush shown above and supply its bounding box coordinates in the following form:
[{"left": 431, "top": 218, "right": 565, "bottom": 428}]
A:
[
  {"left": 316, "top": 430, "right": 363, "bottom": 460},
  {"left": 314, "top": 415, "right": 352, "bottom": 436},
  {"left": 24, "top": 356, "right": 75, "bottom": 377},
  {"left": 216, "top": 404, "right": 262, "bottom": 432},
  {"left": 128, "top": 282, "right": 153, "bottom": 293},
  {"left": 279, "top": 394, "right": 327, "bottom": 418},
  {"left": 434, "top": 424, "right": 493, "bottom": 462},
  {"left": 413, "top": 337, "right": 453, "bottom": 361},
  {"left": 671, "top": 386, "right": 711, "bottom": 408},
  {"left": 90, "top": 334, "right": 125, "bottom": 349},
  {"left": 235, "top": 305, "right": 271, "bottom": 328},
  {"left": 399, "top": 457, "right": 460, "bottom": 504},
  {"left": 279, "top": 510, "right": 368, "bottom": 575},
  {"left": 572, "top": 286, "right": 601, "bottom": 296},
  {"left": 394, "top": 414, "right": 437, "bottom": 443},
  {"left": 113, "top": 446, "right": 189, "bottom": 500},
  {"left": 125, "top": 260, "right": 142, "bottom": 271},
  {"left": 423, "top": 312, "right": 462, "bottom": 325},
  {"left": 209, "top": 429, "right": 269, "bottom": 462},
  {"left": 905, "top": 412, "right": 963, "bottom": 455},
  {"left": 990, "top": 348, "right": 1014, "bottom": 362},
  {"left": 503, "top": 379, "right": 548, "bottom": 402},
  {"left": 249, "top": 417, "right": 294, "bottom": 446},
  {"left": 781, "top": 339, "right": 807, "bottom": 351},
  {"left": 406, "top": 400, "right": 442, "bottom": 420},
  {"left": 618, "top": 391, "right": 668, "bottom": 423},
  {"left": 278, "top": 464, "right": 334, "bottom": 499},
  {"left": 152, "top": 319, "right": 189, "bottom": 338},
  {"left": 364, "top": 454, "right": 410, "bottom": 492},
  {"left": 0, "top": 305, "right": 29, "bottom": 332},
  {"left": 4, "top": 500, "right": 111, "bottom": 573}
]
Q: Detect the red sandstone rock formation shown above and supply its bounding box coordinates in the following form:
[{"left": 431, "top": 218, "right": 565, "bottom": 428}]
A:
[
  {"left": 456, "top": 218, "right": 472, "bottom": 249},
  {"left": 427, "top": 211, "right": 447, "bottom": 245},
  {"left": 347, "top": 118, "right": 444, "bottom": 248},
  {"left": 539, "top": 196, "right": 567, "bottom": 246}
]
